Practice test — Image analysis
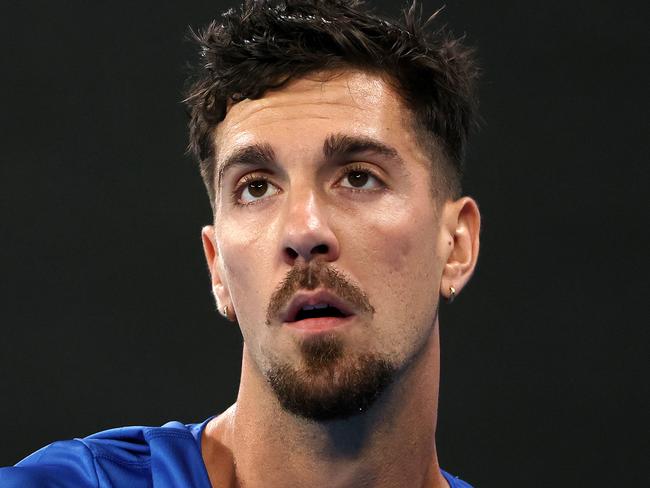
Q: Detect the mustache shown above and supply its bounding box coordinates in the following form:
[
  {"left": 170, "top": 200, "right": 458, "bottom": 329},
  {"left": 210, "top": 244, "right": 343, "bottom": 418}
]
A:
[{"left": 265, "top": 261, "right": 374, "bottom": 326}]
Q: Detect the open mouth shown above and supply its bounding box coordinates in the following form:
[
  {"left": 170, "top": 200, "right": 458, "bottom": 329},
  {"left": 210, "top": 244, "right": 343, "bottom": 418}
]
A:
[
  {"left": 291, "top": 304, "right": 349, "bottom": 322},
  {"left": 281, "top": 289, "right": 356, "bottom": 327}
]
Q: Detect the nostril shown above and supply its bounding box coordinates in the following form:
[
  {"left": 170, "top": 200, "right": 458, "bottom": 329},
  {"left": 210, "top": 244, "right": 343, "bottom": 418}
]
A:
[
  {"left": 312, "top": 244, "right": 328, "bottom": 254},
  {"left": 285, "top": 241, "right": 334, "bottom": 264}
]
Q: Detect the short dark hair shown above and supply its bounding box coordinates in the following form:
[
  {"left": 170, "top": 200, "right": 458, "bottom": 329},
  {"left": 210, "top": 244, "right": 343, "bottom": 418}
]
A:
[{"left": 183, "top": 0, "right": 479, "bottom": 209}]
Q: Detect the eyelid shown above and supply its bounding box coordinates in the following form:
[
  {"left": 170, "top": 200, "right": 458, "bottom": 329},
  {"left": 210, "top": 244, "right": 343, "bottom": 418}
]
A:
[
  {"left": 233, "top": 173, "right": 279, "bottom": 206},
  {"left": 337, "top": 163, "right": 386, "bottom": 190}
]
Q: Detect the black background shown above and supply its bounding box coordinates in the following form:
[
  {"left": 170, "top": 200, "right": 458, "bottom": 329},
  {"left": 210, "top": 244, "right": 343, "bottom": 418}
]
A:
[{"left": 1, "top": 1, "right": 647, "bottom": 486}]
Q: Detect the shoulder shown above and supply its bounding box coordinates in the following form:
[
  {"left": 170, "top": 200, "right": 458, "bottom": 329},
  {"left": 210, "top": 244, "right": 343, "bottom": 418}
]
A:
[
  {"left": 441, "top": 469, "right": 475, "bottom": 488},
  {"left": 0, "top": 439, "right": 99, "bottom": 487},
  {"left": 0, "top": 418, "right": 212, "bottom": 488}
]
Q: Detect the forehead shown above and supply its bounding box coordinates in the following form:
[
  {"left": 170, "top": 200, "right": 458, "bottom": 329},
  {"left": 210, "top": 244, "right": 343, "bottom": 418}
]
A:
[{"left": 214, "top": 69, "right": 426, "bottom": 165}]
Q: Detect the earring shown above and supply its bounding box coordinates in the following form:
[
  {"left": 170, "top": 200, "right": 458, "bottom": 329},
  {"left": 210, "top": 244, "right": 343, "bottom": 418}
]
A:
[
  {"left": 448, "top": 286, "right": 456, "bottom": 304},
  {"left": 223, "top": 305, "right": 229, "bottom": 318}
]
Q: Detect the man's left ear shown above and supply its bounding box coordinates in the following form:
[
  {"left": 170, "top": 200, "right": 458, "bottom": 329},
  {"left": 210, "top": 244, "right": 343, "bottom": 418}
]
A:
[{"left": 439, "top": 196, "right": 481, "bottom": 301}]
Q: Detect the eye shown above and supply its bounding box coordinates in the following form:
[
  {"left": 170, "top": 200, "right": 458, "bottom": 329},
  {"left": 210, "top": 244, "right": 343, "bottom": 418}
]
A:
[
  {"left": 234, "top": 175, "right": 281, "bottom": 205},
  {"left": 338, "top": 165, "right": 384, "bottom": 191}
]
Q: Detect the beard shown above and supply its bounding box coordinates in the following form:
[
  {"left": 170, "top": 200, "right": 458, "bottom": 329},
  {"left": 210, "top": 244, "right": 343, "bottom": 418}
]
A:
[{"left": 266, "top": 333, "right": 396, "bottom": 421}]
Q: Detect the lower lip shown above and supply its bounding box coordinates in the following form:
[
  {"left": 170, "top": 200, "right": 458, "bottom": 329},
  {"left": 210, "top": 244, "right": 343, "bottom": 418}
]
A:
[{"left": 283, "top": 315, "right": 355, "bottom": 333}]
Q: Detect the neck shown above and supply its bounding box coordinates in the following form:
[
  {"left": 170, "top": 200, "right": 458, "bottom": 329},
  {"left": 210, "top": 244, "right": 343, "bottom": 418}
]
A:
[{"left": 203, "top": 322, "right": 448, "bottom": 488}]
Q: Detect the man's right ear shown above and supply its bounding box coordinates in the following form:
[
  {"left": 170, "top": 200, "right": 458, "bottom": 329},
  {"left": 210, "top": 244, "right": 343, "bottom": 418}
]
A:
[{"left": 201, "top": 225, "right": 232, "bottom": 319}]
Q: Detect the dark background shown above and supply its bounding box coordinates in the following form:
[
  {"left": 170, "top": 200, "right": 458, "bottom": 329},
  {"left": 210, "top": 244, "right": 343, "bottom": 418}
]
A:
[{"left": 1, "top": 1, "right": 646, "bottom": 486}]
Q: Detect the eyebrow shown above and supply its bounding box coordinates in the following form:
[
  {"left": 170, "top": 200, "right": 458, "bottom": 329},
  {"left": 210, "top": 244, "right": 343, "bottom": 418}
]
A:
[
  {"left": 216, "top": 133, "right": 407, "bottom": 194},
  {"left": 323, "top": 133, "right": 404, "bottom": 166},
  {"left": 216, "top": 143, "right": 277, "bottom": 194}
]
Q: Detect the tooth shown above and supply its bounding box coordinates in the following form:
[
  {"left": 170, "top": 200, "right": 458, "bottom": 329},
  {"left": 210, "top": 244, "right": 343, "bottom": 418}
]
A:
[
  {"left": 301, "top": 305, "right": 316, "bottom": 311},
  {"left": 313, "top": 303, "right": 328, "bottom": 309}
]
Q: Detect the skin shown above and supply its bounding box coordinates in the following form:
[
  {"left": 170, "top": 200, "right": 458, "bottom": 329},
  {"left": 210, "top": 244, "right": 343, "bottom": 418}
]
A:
[{"left": 200, "top": 69, "right": 481, "bottom": 488}]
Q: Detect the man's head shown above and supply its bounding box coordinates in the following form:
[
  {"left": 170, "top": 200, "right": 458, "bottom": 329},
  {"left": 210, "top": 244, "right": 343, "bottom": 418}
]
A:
[{"left": 186, "top": 1, "right": 481, "bottom": 422}]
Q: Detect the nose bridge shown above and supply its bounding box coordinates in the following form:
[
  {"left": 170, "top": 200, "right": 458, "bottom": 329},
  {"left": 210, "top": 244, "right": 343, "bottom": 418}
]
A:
[
  {"left": 291, "top": 185, "right": 321, "bottom": 230},
  {"left": 280, "top": 179, "right": 339, "bottom": 263}
]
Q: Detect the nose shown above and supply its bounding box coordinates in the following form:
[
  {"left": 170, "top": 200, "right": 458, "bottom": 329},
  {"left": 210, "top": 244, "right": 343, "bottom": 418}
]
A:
[{"left": 280, "top": 187, "right": 340, "bottom": 265}]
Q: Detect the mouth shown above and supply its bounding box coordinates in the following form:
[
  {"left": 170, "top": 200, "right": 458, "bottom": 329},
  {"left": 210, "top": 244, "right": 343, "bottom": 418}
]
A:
[
  {"left": 280, "top": 289, "right": 356, "bottom": 331},
  {"left": 284, "top": 314, "right": 356, "bottom": 333}
]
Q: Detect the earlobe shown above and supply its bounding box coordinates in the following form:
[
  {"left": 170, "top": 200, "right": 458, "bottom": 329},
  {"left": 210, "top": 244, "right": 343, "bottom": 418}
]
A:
[{"left": 440, "top": 197, "right": 481, "bottom": 301}]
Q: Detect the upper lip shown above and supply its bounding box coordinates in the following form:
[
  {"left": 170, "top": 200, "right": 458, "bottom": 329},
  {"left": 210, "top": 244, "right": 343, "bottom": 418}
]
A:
[{"left": 280, "top": 289, "right": 355, "bottom": 323}]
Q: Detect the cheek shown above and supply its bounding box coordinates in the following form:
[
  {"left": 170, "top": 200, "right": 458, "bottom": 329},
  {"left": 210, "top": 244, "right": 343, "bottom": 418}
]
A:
[
  {"left": 218, "top": 222, "right": 272, "bottom": 320},
  {"left": 383, "top": 225, "right": 414, "bottom": 274},
  {"left": 349, "top": 199, "right": 441, "bottom": 345},
  {"left": 358, "top": 198, "right": 438, "bottom": 281}
]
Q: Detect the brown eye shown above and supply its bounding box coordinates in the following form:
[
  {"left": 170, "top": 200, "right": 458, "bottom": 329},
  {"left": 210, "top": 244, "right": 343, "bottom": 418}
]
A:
[
  {"left": 237, "top": 177, "right": 280, "bottom": 205},
  {"left": 340, "top": 168, "right": 383, "bottom": 191},
  {"left": 347, "top": 171, "right": 369, "bottom": 188},
  {"left": 248, "top": 180, "right": 268, "bottom": 198}
]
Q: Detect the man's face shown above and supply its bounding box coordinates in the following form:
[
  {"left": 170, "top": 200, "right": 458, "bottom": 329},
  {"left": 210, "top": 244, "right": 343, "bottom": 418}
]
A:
[{"left": 205, "top": 70, "right": 451, "bottom": 420}]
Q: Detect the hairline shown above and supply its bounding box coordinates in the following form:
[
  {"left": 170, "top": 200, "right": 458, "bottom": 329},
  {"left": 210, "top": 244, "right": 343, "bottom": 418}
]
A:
[{"left": 206, "top": 67, "right": 459, "bottom": 212}]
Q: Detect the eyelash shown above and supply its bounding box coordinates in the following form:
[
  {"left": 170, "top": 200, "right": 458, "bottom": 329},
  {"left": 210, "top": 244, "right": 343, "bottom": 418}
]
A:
[{"left": 231, "top": 164, "right": 385, "bottom": 207}]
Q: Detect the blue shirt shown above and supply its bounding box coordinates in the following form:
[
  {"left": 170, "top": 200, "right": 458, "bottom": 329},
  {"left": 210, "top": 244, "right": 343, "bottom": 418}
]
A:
[{"left": 0, "top": 416, "right": 473, "bottom": 487}]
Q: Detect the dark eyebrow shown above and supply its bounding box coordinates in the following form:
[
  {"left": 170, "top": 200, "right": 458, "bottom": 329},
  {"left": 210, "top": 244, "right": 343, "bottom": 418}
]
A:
[
  {"left": 323, "top": 133, "right": 405, "bottom": 167},
  {"left": 216, "top": 143, "right": 277, "bottom": 192}
]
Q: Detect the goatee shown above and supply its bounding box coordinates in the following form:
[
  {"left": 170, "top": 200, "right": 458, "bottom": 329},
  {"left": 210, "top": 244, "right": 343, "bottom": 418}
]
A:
[{"left": 266, "top": 333, "right": 395, "bottom": 421}]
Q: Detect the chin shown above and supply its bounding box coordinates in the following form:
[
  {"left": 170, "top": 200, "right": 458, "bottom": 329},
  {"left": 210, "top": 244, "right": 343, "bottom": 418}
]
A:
[{"left": 266, "top": 345, "right": 396, "bottom": 421}]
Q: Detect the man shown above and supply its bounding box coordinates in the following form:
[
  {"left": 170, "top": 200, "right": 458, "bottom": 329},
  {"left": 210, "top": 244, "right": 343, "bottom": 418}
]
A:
[{"left": 0, "top": 1, "right": 480, "bottom": 486}]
